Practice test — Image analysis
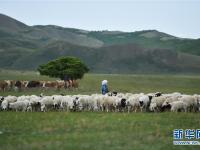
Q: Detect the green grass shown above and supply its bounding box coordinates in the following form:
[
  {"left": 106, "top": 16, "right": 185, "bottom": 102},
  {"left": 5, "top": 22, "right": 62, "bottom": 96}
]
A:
[
  {"left": 0, "top": 112, "right": 199, "bottom": 150},
  {"left": 0, "top": 70, "right": 200, "bottom": 96},
  {"left": 0, "top": 70, "right": 200, "bottom": 150}
]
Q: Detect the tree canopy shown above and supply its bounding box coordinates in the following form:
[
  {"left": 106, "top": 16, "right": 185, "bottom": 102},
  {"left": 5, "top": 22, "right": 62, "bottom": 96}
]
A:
[{"left": 37, "top": 56, "right": 89, "bottom": 80}]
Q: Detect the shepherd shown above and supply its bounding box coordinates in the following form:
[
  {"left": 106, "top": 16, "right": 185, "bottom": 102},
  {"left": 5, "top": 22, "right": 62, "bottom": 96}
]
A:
[{"left": 101, "top": 80, "right": 108, "bottom": 95}]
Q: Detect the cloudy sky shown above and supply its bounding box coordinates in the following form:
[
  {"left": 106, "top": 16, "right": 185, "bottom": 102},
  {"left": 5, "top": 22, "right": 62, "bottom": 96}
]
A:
[{"left": 0, "top": 0, "right": 200, "bottom": 39}]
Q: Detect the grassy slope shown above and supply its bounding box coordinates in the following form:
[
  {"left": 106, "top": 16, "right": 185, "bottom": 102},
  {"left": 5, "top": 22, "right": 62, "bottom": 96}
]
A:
[
  {"left": 88, "top": 31, "right": 200, "bottom": 55},
  {"left": 0, "top": 112, "right": 199, "bottom": 150},
  {"left": 1, "top": 15, "right": 200, "bottom": 72},
  {"left": 0, "top": 70, "right": 200, "bottom": 96}
]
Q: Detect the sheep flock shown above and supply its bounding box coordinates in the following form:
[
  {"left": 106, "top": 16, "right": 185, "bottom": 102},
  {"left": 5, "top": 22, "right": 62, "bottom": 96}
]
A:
[{"left": 0, "top": 92, "right": 200, "bottom": 113}]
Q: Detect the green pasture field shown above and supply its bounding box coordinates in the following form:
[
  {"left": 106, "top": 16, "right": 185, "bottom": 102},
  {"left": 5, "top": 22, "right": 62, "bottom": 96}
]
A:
[
  {"left": 0, "top": 69, "right": 200, "bottom": 96},
  {"left": 0, "top": 112, "right": 200, "bottom": 150},
  {"left": 0, "top": 70, "right": 200, "bottom": 150}
]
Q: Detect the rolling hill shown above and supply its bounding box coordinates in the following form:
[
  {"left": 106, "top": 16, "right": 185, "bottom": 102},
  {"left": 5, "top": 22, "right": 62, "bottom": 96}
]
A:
[{"left": 0, "top": 13, "right": 200, "bottom": 74}]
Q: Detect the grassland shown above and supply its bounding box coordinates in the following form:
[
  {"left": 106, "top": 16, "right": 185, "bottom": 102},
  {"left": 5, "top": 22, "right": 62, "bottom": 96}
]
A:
[
  {"left": 0, "top": 70, "right": 200, "bottom": 150},
  {"left": 0, "top": 69, "right": 200, "bottom": 96},
  {"left": 0, "top": 112, "right": 200, "bottom": 150}
]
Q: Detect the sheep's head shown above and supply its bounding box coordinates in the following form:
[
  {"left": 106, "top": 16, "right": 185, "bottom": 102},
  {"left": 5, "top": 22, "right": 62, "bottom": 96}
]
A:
[
  {"left": 121, "top": 98, "right": 126, "bottom": 108},
  {"left": 162, "top": 100, "right": 169, "bottom": 107},
  {"left": 112, "top": 91, "right": 118, "bottom": 96},
  {"left": 0, "top": 96, "right": 4, "bottom": 101},
  {"left": 107, "top": 92, "right": 112, "bottom": 96},
  {"left": 72, "top": 97, "right": 78, "bottom": 105},
  {"left": 148, "top": 96, "right": 153, "bottom": 101},
  {"left": 155, "top": 92, "right": 162, "bottom": 97},
  {"left": 126, "top": 99, "right": 130, "bottom": 106},
  {"left": 139, "top": 100, "right": 144, "bottom": 107},
  {"left": 73, "top": 97, "right": 80, "bottom": 111},
  {"left": 161, "top": 101, "right": 171, "bottom": 111}
]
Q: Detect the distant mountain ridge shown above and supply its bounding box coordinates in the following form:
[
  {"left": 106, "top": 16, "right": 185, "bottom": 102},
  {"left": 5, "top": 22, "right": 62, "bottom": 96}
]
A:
[{"left": 0, "top": 13, "right": 200, "bottom": 73}]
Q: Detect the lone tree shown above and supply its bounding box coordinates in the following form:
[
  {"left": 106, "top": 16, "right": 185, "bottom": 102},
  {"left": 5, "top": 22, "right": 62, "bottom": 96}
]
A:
[{"left": 37, "top": 56, "right": 89, "bottom": 80}]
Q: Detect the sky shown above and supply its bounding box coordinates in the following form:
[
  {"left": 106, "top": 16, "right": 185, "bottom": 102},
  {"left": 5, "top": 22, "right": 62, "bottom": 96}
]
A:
[{"left": 0, "top": 0, "right": 200, "bottom": 39}]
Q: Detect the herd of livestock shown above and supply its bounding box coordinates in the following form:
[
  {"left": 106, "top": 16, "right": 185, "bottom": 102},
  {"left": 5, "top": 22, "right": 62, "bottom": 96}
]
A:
[
  {"left": 0, "top": 92, "right": 200, "bottom": 113},
  {"left": 0, "top": 80, "right": 78, "bottom": 91}
]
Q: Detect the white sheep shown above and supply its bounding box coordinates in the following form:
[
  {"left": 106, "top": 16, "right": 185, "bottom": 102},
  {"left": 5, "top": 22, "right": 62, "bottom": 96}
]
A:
[
  {"left": 102, "top": 95, "right": 116, "bottom": 112},
  {"left": 149, "top": 96, "right": 167, "bottom": 112},
  {"left": 60, "top": 96, "right": 74, "bottom": 111},
  {"left": 139, "top": 95, "right": 152, "bottom": 112},
  {"left": 169, "top": 101, "right": 187, "bottom": 112},
  {"left": 74, "top": 95, "right": 98, "bottom": 111},
  {"left": 1, "top": 96, "right": 17, "bottom": 110},
  {"left": 87, "top": 95, "right": 98, "bottom": 111},
  {"left": 127, "top": 94, "right": 143, "bottom": 113},
  {"left": 76, "top": 95, "right": 90, "bottom": 111},
  {"left": 27, "top": 95, "right": 41, "bottom": 112},
  {"left": 52, "top": 95, "right": 63, "bottom": 110},
  {"left": 162, "top": 95, "right": 180, "bottom": 110},
  {"left": 92, "top": 94, "right": 105, "bottom": 111},
  {"left": 9, "top": 100, "right": 29, "bottom": 112},
  {"left": 40, "top": 96, "right": 54, "bottom": 112},
  {"left": 1, "top": 93, "right": 199, "bottom": 113},
  {"left": 4, "top": 96, "right": 17, "bottom": 103},
  {"left": 1, "top": 100, "right": 8, "bottom": 110},
  {"left": 178, "top": 95, "right": 198, "bottom": 112}
]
